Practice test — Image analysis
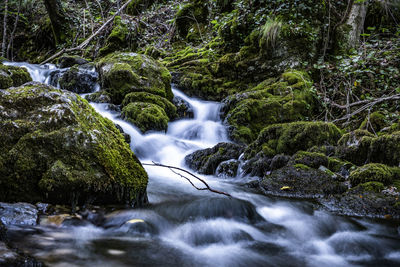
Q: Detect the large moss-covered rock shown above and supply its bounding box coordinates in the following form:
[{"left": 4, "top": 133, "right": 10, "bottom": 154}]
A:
[
  {"left": 0, "top": 64, "right": 32, "bottom": 89},
  {"left": 245, "top": 121, "right": 343, "bottom": 159},
  {"left": 97, "top": 52, "right": 172, "bottom": 104},
  {"left": 121, "top": 102, "right": 169, "bottom": 133},
  {"left": 349, "top": 163, "right": 395, "bottom": 186},
  {"left": 0, "top": 83, "right": 148, "bottom": 207},
  {"left": 185, "top": 142, "right": 245, "bottom": 175},
  {"left": 221, "top": 70, "right": 316, "bottom": 144},
  {"left": 336, "top": 130, "right": 400, "bottom": 166},
  {"left": 122, "top": 92, "right": 176, "bottom": 119}
]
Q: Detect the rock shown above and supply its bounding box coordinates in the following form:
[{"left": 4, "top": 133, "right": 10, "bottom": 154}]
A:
[
  {"left": 337, "top": 130, "right": 400, "bottom": 166},
  {"left": 58, "top": 55, "right": 89, "bottom": 68},
  {"left": 97, "top": 52, "right": 172, "bottom": 104},
  {"left": 245, "top": 121, "right": 343, "bottom": 159},
  {"left": 216, "top": 159, "right": 240, "bottom": 178},
  {"left": 115, "top": 124, "right": 131, "bottom": 144},
  {"left": 0, "top": 221, "right": 6, "bottom": 241},
  {"left": 122, "top": 92, "right": 177, "bottom": 119},
  {"left": 221, "top": 70, "right": 316, "bottom": 144},
  {"left": 0, "top": 241, "right": 42, "bottom": 266},
  {"left": 85, "top": 91, "right": 112, "bottom": 103},
  {"left": 0, "top": 64, "right": 32, "bottom": 89},
  {"left": 58, "top": 65, "right": 98, "bottom": 94},
  {"left": 260, "top": 165, "right": 347, "bottom": 199},
  {"left": 322, "top": 185, "right": 400, "bottom": 219},
  {"left": 349, "top": 163, "right": 396, "bottom": 186},
  {"left": 121, "top": 102, "right": 169, "bottom": 133},
  {"left": 172, "top": 95, "right": 194, "bottom": 119},
  {"left": 185, "top": 142, "right": 245, "bottom": 175},
  {"left": 0, "top": 202, "right": 38, "bottom": 226},
  {"left": 242, "top": 154, "right": 272, "bottom": 177},
  {"left": 290, "top": 151, "right": 328, "bottom": 169},
  {"left": 270, "top": 154, "right": 291, "bottom": 170},
  {"left": 0, "top": 83, "right": 148, "bottom": 207}
]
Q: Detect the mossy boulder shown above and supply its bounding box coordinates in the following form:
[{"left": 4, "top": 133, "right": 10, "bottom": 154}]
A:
[
  {"left": 121, "top": 102, "right": 169, "bottom": 133},
  {"left": 349, "top": 163, "right": 395, "bottom": 186},
  {"left": 291, "top": 151, "right": 329, "bottom": 169},
  {"left": 58, "top": 65, "right": 98, "bottom": 94},
  {"left": 221, "top": 70, "right": 316, "bottom": 144},
  {"left": 57, "top": 55, "right": 88, "bottom": 68},
  {"left": 175, "top": 0, "right": 208, "bottom": 38},
  {"left": 0, "top": 83, "right": 148, "bottom": 207},
  {"left": 245, "top": 121, "right": 343, "bottom": 159},
  {"left": 122, "top": 92, "right": 176, "bottom": 119},
  {"left": 0, "top": 64, "right": 32, "bottom": 89},
  {"left": 99, "top": 16, "right": 136, "bottom": 56},
  {"left": 185, "top": 142, "right": 245, "bottom": 175},
  {"left": 336, "top": 130, "right": 400, "bottom": 166},
  {"left": 359, "top": 111, "right": 388, "bottom": 133},
  {"left": 97, "top": 52, "right": 172, "bottom": 104}
]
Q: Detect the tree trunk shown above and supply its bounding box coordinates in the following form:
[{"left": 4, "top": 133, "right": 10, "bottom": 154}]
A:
[
  {"left": 43, "top": 0, "right": 68, "bottom": 45},
  {"left": 1, "top": 0, "right": 8, "bottom": 57},
  {"left": 7, "top": 0, "right": 22, "bottom": 60}
]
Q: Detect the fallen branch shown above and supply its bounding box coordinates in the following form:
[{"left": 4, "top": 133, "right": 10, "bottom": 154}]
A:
[
  {"left": 40, "top": 0, "right": 134, "bottom": 64},
  {"left": 142, "top": 162, "right": 232, "bottom": 197},
  {"left": 332, "top": 93, "right": 400, "bottom": 123}
]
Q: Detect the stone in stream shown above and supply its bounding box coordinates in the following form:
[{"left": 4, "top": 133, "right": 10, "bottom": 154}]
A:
[
  {"left": 0, "top": 202, "right": 38, "bottom": 226},
  {"left": 0, "top": 82, "right": 148, "bottom": 207},
  {"left": 172, "top": 95, "right": 194, "bottom": 120},
  {"left": 216, "top": 159, "right": 240, "bottom": 178},
  {"left": 185, "top": 142, "right": 245, "bottom": 175},
  {"left": 58, "top": 55, "right": 89, "bottom": 68},
  {"left": 49, "top": 64, "right": 98, "bottom": 94}
]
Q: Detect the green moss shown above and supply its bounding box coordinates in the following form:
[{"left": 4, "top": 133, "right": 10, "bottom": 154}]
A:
[
  {"left": 122, "top": 92, "right": 176, "bottom": 119},
  {"left": 175, "top": 1, "right": 208, "bottom": 38},
  {"left": 0, "top": 84, "right": 148, "bottom": 206},
  {"left": 0, "top": 64, "right": 32, "bottom": 89},
  {"left": 126, "top": 0, "right": 155, "bottom": 16},
  {"left": 359, "top": 111, "right": 388, "bottom": 133},
  {"left": 97, "top": 52, "right": 172, "bottom": 104},
  {"left": 223, "top": 70, "right": 316, "bottom": 144},
  {"left": 245, "top": 121, "right": 343, "bottom": 159},
  {"left": 359, "top": 181, "right": 385, "bottom": 193},
  {"left": 122, "top": 102, "right": 169, "bottom": 133},
  {"left": 349, "top": 163, "right": 394, "bottom": 186},
  {"left": 292, "top": 151, "right": 328, "bottom": 169},
  {"left": 294, "top": 163, "right": 311, "bottom": 170},
  {"left": 99, "top": 16, "right": 134, "bottom": 56},
  {"left": 328, "top": 157, "right": 351, "bottom": 173}
]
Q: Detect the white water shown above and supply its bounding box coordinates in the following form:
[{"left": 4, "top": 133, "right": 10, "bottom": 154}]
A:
[{"left": 5, "top": 62, "right": 400, "bottom": 267}]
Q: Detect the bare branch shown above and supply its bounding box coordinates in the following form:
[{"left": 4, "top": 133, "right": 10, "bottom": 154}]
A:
[{"left": 142, "top": 162, "right": 232, "bottom": 197}]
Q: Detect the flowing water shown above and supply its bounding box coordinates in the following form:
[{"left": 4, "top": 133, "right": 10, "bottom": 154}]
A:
[{"left": 3, "top": 62, "right": 400, "bottom": 267}]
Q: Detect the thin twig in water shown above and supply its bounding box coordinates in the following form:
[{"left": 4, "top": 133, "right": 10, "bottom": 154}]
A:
[{"left": 142, "top": 162, "right": 232, "bottom": 197}]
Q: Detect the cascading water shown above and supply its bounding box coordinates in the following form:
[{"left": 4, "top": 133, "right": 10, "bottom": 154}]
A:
[{"left": 3, "top": 62, "right": 400, "bottom": 267}]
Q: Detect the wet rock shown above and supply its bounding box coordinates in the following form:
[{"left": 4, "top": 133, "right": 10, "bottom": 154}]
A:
[
  {"left": 322, "top": 186, "right": 400, "bottom": 219},
  {"left": 85, "top": 91, "right": 112, "bottom": 103},
  {"left": 185, "top": 142, "right": 245, "bottom": 175},
  {"left": 58, "top": 65, "right": 98, "bottom": 94},
  {"left": 172, "top": 95, "right": 194, "bottom": 119},
  {"left": 0, "top": 241, "right": 42, "bottom": 267},
  {"left": 242, "top": 154, "right": 272, "bottom": 177},
  {"left": 115, "top": 124, "right": 131, "bottom": 144},
  {"left": 0, "top": 202, "right": 38, "bottom": 226},
  {"left": 216, "top": 159, "right": 240, "bottom": 178},
  {"left": 0, "top": 83, "right": 148, "bottom": 207},
  {"left": 58, "top": 55, "right": 89, "bottom": 68},
  {"left": 0, "top": 221, "right": 6, "bottom": 241},
  {"left": 270, "top": 154, "right": 291, "bottom": 171},
  {"left": 260, "top": 165, "right": 347, "bottom": 199},
  {"left": 290, "top": 151, "right": 329, "bottom": 169},
  {"left": 0, "top": 64, "right": 32, "bottom": 89},
  {"left": 120, "top": 219, "right": 157, "bottom": 236}
]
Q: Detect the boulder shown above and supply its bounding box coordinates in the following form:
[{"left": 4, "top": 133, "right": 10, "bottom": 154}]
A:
[
  {"left": 0, "top": 64, "right": 32, "bottom": 89},
  {"left": 261, "top": 165, "right": 347, "bottom": 199},
  {"left": 58, "top": 55, "right": 89, "bottom": 68},
  {"left": 0, "top": 202, "right": 38, "bottom": 226},
  {"left": 216, "top": 159, "right": 240, "bottom": 178},
  {"left": 122, "top": 92, "right": 176, "bottom": 119},
  {"left": 0, "top": 83, "right": 148, "bottom": 207},
  {"left": 97, "top": 52, "right": 172, "bottom": 104},
  {"left": 349, "top": 163, "right": 396, "bottom": 186},
  {"left": 245, "top": 121, "right": 343, "bottom": 159},
  {"left": 58, "top": 65, "right": 98, "bottom": 94},
  {"left": 172, "top": 95, "right": 194, "bottom": 119},
  {"left": 185, "top": 142, "right": 245, "bottom": 175}
]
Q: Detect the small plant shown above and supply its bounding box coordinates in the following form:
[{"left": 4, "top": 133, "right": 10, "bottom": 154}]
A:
[{"left": 259, "top": 17, "right": 283, "bottom": 51}]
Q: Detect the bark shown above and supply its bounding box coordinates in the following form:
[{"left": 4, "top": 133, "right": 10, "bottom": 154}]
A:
[
  {"left": 43, "top": 0, "right": 68, "bottom": 45},
  {"left": 7, "top": 0, "right": 22, "bottom": 60},
  {"left": 1, "top": 0, "right": 8, "bottom": 57},
  {"left": 346, "top": 0, "right": 369, "bottom": 48}
]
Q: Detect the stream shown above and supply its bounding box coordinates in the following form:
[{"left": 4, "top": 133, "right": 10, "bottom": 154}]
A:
[{"left": 3, "top": 62, "right": 400, "bottom": 267}]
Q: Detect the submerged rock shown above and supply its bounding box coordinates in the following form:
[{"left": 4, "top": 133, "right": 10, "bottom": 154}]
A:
[
  {"left": 185, "top": 142, "right": 245, "bottom": 175},
  {"left": 0, "top": 83, "right": 148, "bottom": 207}
]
